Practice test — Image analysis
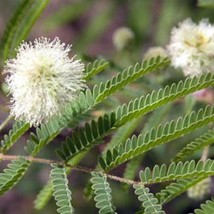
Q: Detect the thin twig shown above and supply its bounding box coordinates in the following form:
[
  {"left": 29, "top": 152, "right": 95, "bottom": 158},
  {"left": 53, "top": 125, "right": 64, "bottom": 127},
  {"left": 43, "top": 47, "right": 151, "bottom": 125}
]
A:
[
  {"left": 201, "top": 146, "right": 209, "bottom": 163},
  {"left": 65, "top": 163, "right": 139, "bottom": 185},
  {"left": 0, "top": 154, "right": 139, "bottom": 185},
  {"left": 0, "top": 153, "right": 62, "bottom": 165},
  {"left": 0, "top": 114, "right": 13, "bottom": 132}
]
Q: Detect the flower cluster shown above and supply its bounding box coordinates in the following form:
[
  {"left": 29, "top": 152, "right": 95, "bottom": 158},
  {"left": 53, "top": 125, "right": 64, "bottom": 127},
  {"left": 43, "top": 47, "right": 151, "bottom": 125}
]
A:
[
  {"left": 113, "top": 27, "right": 134, "bottom": 51},
  {"left": 167, "top": 18, "right": 214, "bottom": 76},
  {"left": 4, "top": 37, "right": 85, "bottom": 126},
  {"left": 187, "top": 177, "right": 211, "bottom": 200}
]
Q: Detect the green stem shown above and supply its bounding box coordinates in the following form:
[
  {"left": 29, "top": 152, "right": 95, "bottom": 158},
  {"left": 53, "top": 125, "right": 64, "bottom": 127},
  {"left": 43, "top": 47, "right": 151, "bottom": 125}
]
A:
[
  {"left": 0, "top": 153, "right": 138, "bottom": 185},
  {"left": 201, "top": 146, "right": 209, "bottom": 162},
  {"left": 0, "top": 114, "right": 13, "bottom": 132}
]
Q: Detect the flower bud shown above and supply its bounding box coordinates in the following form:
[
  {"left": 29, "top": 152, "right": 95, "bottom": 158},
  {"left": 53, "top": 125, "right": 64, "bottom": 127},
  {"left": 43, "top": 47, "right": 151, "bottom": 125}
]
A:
[
  {"left": 187, "top": 177, "right": 211, "bottom": 200},
  {"left": 143, "top": 46, "right": 168, "bottom": 60},
  {"left": 113, "top": 27, "right": 134, "bottom": 51}
]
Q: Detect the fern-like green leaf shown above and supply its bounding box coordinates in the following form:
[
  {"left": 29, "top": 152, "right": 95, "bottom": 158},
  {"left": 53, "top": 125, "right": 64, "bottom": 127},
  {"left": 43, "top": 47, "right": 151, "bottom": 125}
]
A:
[
  {"left": 105, "top": 117, "right": 142, "bottom": 154},
  {"left": 83, "top": 118, "right": 141, "bottom": 199},
  {"left": 0, "top": 157, "right": 30, "bottom": 195},
  {"left": 25, "top": 89, "right": 94, "bottom": 157},
  {"left": 0, "top": 26, "right": 169, "bottom": 207},
  {"left": 91, "top": 171, "right": 117, "bottom": 214},
  {"left": 70, "top": 57, "right": 169, "bottom": 119},
  {"left": 0, "top": 121, "right": 29, "bottom": 153},
  {"left": 95, "top": 57, "right": 170, "bottom": 102},
  {"left": 57, "top": 74, "right": 214, "bottom": 162},
  {"left": 84, "top": 59, "right": 109, "bottom": 80},
  {"left": 99, "top": 106, "right": 214, "bottom": 170},
  {"left": 34, "top": 151, "right": 86, "bottom": 210},
  {"left": 1, "top": 120, "right": 61, "bottom": 197},
  {"left": 51, "top": 164, "right": 74, "bottom": 214},
  {"left": 194, "top": 199, "right": 214, "bottom": 214},
  {"left": 115, "top": 73, "right": 213, "bottom": 127},
  {"left": 173, "top": 128, "right": 214, "bottom": 162},
  {"left": 25, "top": 120, "right": 61, "bottom": 156},
  {"left": 123, "top": 105, "right": 171, "bottom": 188},
  {"left": 0, "top": 0, "right": 49, "bottom": 62},
  {"left": 156, "top": 175, "right": 206, "bottom": 204},
  {"left": 138, "top": 159, "right": 214, "bottom": 185},
  {"left": 29, "top": 57, "right": 168, "bottom": 158},
  {"left": 30, "top": 62, "right": 213, "bottom": 161},
  {"left": 34, "top": 181, "right": 53, "bottom": 210},
  {"left": 0, "top": 116, "right": 60, "bottom": 197},
  {"left": 56, "top": 112, "right": 116, "bottom": 161},
  {"left": 134, "top": 183, "right": 165, "bottom": 214}
]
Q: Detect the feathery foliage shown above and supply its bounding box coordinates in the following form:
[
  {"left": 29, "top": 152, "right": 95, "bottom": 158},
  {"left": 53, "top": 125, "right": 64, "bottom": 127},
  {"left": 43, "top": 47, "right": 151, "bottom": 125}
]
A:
[
  {"left": 95, "top": 57, "right": 170, "bottom": 102},
  {"left": 25, "top": 120, "right": 61, "bottom": 156},
  {"left": 57, "top": 113, "right": 116, "bottom": 161},
  {"left": 84, "top": 59, "right": 110, "bottom": 80},
  {"left": 23, "top": 42, "right": 155, "bottom": 154},
  {"left": 99, "top": 106, "right": 214, "bottom": 170},
  {"left": 156, "top": 175, "right": 207, "bottom": 204},
  {"left": 91, "top": 172, "right": 117, "bottom": 214},
  {"left": 173, "top": 128, "right": 214, "bottom": 162},
  {"left": 141, "top": 104, "right": 171, "bottom": 135},
  {"left": 0, "top": 121, "right": 29, "bottom": 153},
  {"left": 34, "top": 181, "right": 53, "bottom": 210},
  {"left": 51, "top": 164, "right": 74, "bottom": 214},
  {"left": 0, "top": 120, "right": 62, "bottom": 204},
  {"left": 0, "top": 157, "right": 30, "bottom": 195},
  {"left": 123, "top": 105, "right": 171, "bottom": 187},
  {"left": 0, "top": 2, "right": 214, "bottom": 213},
  {"left": 28, "top": 57, "right": 169, "bottom": 159},
  {"left": 57, "top": 74, "right": 214, "bottom": 162},
  {"left": 115, "top": 73, "right": 213, "bottom": 127},
  {"left": 34, "top": 152, "right": 86, "bottom": 210},
  {"left": 138, "top": 159, "right": 214, "bottom": 185},
  {"left": 194, "top": 199, "right": 214, "bottom": 214},
  {"left": 134, "top": 183, "right": 165, "bottom": 214}
]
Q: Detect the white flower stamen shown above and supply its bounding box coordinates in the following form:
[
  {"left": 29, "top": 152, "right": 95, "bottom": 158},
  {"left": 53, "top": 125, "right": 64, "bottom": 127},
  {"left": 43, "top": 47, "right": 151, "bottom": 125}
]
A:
[
  {"left": 167, "top": 18, "right": 214, "bottom": 76},
  {"left": 4, "top": 37, "right": 85, "bottom": 126}
]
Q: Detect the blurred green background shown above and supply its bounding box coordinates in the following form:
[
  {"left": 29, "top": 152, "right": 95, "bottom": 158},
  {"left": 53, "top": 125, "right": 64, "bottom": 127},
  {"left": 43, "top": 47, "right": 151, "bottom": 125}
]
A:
[{"left": 0, "top": 0, "right": 214, "bottom": 213}]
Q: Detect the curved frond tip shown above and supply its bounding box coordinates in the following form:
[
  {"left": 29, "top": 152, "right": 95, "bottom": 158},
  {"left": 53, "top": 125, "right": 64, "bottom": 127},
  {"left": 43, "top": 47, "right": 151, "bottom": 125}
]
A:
[
  {"left": 0, "top": 157, "right": 30, "bottom": 195},
  {"left": 1, "top": 121, "right": 29, "bottom": 153},
  {"left": 194, "top": 199, "right": 214, "bottom": 214},
  {"left": 91, "top": 171, "right": 117, "bottom": 214},
  {"left": 51, "top": 164, "right": 74, "bottom": 214},
  {"left": 134, "top": 184, "right": 165, "bottom": 214}
]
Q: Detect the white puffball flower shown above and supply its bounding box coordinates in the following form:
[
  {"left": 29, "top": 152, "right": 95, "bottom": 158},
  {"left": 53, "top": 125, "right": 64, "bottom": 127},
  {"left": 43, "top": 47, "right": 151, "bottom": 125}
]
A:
[
  {"left": 113, "top": 27, "right": 134, "bottom": 51},
  {"left": 167, "top": 18, "right": 214, "bottom": 76},
  {"left": 187, "top": 177, "right": 211, "bottom": 200},
  {"left": 4, "top": 37, "right": 85, "bottom": 127}
]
